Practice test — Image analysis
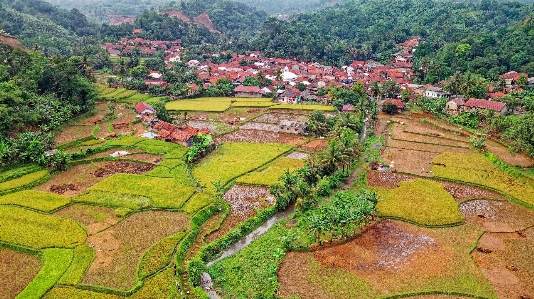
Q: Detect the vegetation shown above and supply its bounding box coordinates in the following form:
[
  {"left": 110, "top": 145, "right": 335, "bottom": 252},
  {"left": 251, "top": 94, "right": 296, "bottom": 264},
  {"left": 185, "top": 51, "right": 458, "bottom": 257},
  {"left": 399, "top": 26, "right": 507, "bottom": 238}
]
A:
[
  {"left": 0, "top": 206, "right": 86, "bottom": 249},
  {"left": 0, "top": 190, "right": 70, "bottom": 212},
  {"left": 89, "top": 174, "right": 196, "bottom": 208},
  {"left": 137, "top": 232, "right": 185, "bottom": 280},
  {"left": 57, "top": 244, "right": 95, "bottom": 285},
  {"left": 375, "top": 179, "right": 464, "bottom": 226},
  {"left": 432, "top": 153, "right": 534, "bottom": 206},
  {"left": 166, "top": 98, "right": 232, "bottom": 112},
  {"left": 0, "top": 170, "right": 49, "bottom": 193},
  {"left": 192, "top": 142, "right": 293, "bottom": 192},
  {"left": 73, "top": 190, "right": 152, "bottom": 210},
  {"left": 208, "top": 223, "right": 287, "bottom": 299},
  {"left": 237, "top": 158, "right": 305, "bottom": 186},
  {"left": 182, "top": 192, "right": 213, "bottom": 215},
  {"left": 17, "top": 248, "right": 73, "bottom": 299},
  {"left": 295, "top": 190, "right": 378, "bottom": 245}
]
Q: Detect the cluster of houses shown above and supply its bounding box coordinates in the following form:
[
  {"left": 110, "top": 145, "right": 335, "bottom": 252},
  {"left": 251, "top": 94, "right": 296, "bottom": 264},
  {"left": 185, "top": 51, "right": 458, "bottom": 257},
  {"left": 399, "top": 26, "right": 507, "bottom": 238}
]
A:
[
  {"left": 114, "top": 33, "right": 534, "bottom": 117},
  {"left": 101, "top": 34, "right": 182, "bottom": 62},
  {"left": 134, "top": 102, "right": 210, "bottom": 146}
]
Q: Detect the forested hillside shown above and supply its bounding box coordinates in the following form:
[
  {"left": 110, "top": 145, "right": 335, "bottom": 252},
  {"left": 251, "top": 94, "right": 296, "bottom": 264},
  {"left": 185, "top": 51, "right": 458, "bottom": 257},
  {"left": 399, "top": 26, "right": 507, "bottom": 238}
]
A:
[
  {"left": 0, "top": 45, "right": 95, "bottom": 164},
  {"left": 161, "top": 0, "right": 268, "bottom": 36},
  {"left": 0, "top": 0, "right": 98, "bottom": 56},
  {"left": 240, "top": 0, "right": 533, "bottom": 68}
]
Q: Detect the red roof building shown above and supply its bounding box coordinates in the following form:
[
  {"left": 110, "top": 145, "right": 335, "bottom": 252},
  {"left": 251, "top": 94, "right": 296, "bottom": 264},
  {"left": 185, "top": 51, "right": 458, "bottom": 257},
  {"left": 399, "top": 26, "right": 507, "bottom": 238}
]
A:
[{"left": 464, "top": 98, "right": 507, "bottom": 113}]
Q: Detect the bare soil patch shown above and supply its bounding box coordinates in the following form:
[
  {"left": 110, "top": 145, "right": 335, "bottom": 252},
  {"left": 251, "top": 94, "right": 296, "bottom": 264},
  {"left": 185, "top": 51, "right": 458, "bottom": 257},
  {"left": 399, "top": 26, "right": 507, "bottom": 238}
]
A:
[
  {"left": 299, "top": 139, "right": 328, "bottom": 152},
  {"left": 77, "top": 102, "right": 108, "bottom": 125},
  {"left": 204, "top": 185, "right": 273, "bottom": 244},
  {"left": 222, "top": 185, "right": 272, "bottom": 218},
  {"left": 460, "top": 200, "right": 534, "bottom": 232},
  {"left": 387, "top": 139, "right": 470, "bottom": 154},
  {"left": 188, "top": 108, "right": 264, "bottom": 123},
  {"left": 36, "top": 163, "right": 106, "bottom": 196},
  {"left": 279, "top": 220, "right": 490, "bottom": 298},
  {"left": 240, "top": 122, "right": 280, "bottom": 132},
  {"left": 380, "top": 147, "right": 438, "bottom": 175},
  {"left": 392, "top": 124, "right": 470, "bottom": 148},
  {"left": 215, "top": 129, "right": 308, "bottom": 145},
  {"left": 91, "top": 161, "right": 155, "bottom": 177},
  {"left": 255, "top": 113, "right": 308, "bottom": 124},
  {"left": 440, "top": 181, "right": 505, "bottom": 202},
  {"left": 77, "top": 148, "right": 145, "bottom": 160},
  {"left": 472, "top": 231, "right": 534, "bottom": 299},
  {"left": 82, "top": 211, "right": 190, "bottom": 290},
  {"left": 36, "top": 161, "right": 154, "bottom": 196},
  {"left": 367, "top": 170, "right": 414, "bottom": 188},
  {"left": 54, "top": 125, "right": 94, "bottom": 144},
  {"left": 55, "top": 204, "right": 118, "bottom": 235},
  {"left": 0, "top": 249, "right": 41, "bottom": 299},
  {"left": 278, "top": 252, "right": 330, "bottom": 299},
  {"left": 485, "top": 139, "right": 533, "bottom": 168}
]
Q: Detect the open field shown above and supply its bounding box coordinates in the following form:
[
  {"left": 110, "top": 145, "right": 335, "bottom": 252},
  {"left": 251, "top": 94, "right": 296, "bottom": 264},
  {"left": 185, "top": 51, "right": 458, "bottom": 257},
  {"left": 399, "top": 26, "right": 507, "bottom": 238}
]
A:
[
  {"left": 460, "top": 199, "right": 534, "bottom": 232},
  {"left": 55, "top": 204, "right": 119, "bottom": 234},
  {"left": 0, "top": 170, "right": 49, "bottom": 193},
  {"left": 17, "top": 248, "right": 73, "bottom": 299},
  {"left": 215, "top": 129, "right": 308, "bottom": 145},
  {"left": 278, "top": 220, "right": 494, "bottom": 299},
  {"left": 88, "top": 174, "right": 195, "bottom": 208},
  {"left": 472, "top": 229, "right": 534, "bottom": 298},
  {"left": 192, "top": 142, "right": 292, "bottom": 192},
  {"left": 54, "top": 125, "right": 94, "bottom": 144},
  {"left": 0, "top": 190, "right": 70, "bottom": 212},
  {"left": 166, "top": 98, "right": 232, "bottom": 112},
  {"left": 0, "top": 206, "right": 86, "bottom": 249},
  {"left": 237, "top": 157, "right": 304, "bottom": 186},
  {"left": 82, "top": 211, "right": 189, "bottom": 290},
  {"left": 0, "top": 249, "right": 41, "bottom": 299},
  {"left": 270, "top": 104, "right": 336, "bottom": 111},
  {"left": 36, "top": 161, "right": 154, "bottom": 196},
  {"left": 374, "top": 179, "right": 464, "bottom": 226},
  {"left": 431, "top": 152, "right": 534, "bottom": 206}
]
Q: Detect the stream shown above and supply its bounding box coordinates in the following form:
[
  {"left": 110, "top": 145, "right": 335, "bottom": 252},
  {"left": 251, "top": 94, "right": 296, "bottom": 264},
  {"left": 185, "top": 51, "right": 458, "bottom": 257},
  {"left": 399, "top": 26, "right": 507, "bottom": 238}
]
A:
[
  {"left": 201, "top": 207, "right": 294, "bottom": 298},
  {"left": 200, "top": 117, "right": 370, "bottom": 298}
]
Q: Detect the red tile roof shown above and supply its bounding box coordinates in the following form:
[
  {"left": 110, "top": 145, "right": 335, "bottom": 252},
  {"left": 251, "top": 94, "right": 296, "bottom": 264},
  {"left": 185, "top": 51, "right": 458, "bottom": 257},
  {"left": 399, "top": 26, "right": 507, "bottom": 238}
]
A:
[
  {"left": 383, "top": 99, "right": 405, "bottom": 109},
  {"left": 135, "top": 102, "right": 154, "bottom": 114},
  {"left": 235, "top": 85, "right": 261, "bottom": 93},
  {"left": 464, "top": 99, "right": 506, "bottom": 111}
]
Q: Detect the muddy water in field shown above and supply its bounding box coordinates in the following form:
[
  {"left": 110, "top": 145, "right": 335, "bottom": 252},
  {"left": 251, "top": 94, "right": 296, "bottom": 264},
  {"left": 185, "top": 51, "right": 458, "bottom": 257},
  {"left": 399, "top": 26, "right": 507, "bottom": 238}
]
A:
[{"left": 460, "top": 199, "right": 534, "bottom": 232}]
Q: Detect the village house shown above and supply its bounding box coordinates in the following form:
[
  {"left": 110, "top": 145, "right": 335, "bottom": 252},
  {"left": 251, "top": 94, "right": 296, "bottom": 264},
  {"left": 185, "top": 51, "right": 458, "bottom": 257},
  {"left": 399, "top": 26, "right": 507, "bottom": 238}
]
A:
[
  {"left": 445, "top": 97, "right": 466, "bottom": 115},
  {"left": 425, "top": 86, "right": 451, "bottom": 99},
  {"left": 463, "top": 98, "right": 508, "bottom": 116},
  {"left": 279, "top": 120, "right": 308, "bottom": 135},
  {"left": 235, "top": 85, "right": 262, "bottom": 97},
  {"left": 382, "top": 99, "right": 405, "bottom": 113},
  {"left": 152, "top": 120, "right": 210, "bottom": 147},
  {"left": 135, "top": 102, "right": 156, "bottom": 123},
  {"left": 500, "top": 71, "right": 528, "bottom": 87},
  {"left": 342, "top": 104, "right": 355, "bottom": 113},
  {"left": 279, "top": 89, "right": 301, "bottom": 104}
]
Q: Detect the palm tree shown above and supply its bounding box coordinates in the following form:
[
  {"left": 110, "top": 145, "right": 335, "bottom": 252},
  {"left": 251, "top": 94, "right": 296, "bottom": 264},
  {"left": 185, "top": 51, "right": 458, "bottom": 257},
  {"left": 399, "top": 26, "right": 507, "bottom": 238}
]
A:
[
  {"left": 275, "top": 68, "right": 283, "bottom": 82},
  {"left": 370, "top": 81, "right": 381, "bottom": 100}
]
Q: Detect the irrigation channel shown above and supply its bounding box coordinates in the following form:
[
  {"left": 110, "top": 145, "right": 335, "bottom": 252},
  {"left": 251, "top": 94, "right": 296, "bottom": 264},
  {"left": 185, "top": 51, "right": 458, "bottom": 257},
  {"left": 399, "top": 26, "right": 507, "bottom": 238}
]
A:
[
  {"left": 200, "top": 207, "right": 295, "bottom": 298},
  {"left": 199, "top": 117, "right": 373, "bottom": 298}
]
